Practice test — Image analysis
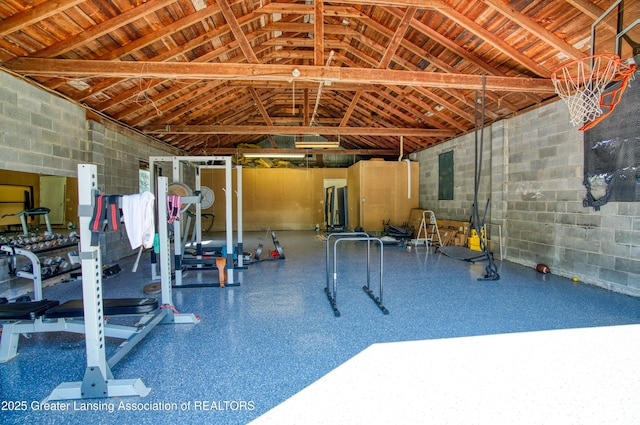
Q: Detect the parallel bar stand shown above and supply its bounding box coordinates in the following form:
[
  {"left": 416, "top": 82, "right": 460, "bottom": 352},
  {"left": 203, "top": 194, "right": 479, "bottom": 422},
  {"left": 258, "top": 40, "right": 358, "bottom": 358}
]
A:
[
  {"left": 324, "top": 233, "right": 389, "bottom": 317},
  {"left": 325, "top": 232, "right": 369, "bottom": 317}
]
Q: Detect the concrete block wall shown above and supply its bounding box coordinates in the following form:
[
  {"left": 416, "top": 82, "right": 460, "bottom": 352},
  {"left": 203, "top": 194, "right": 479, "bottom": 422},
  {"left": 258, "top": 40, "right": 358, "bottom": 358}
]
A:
[
  {"left": 416, "top": 100, "right": 640, "bottom": 296},
  {"left": 0, "top": 71, "right": 87, "bottom": 177},
  {"left": 86, "top": 118, "right": 180, "bottom": 263},
  {"left": 0, "top": 70, "right": 179, "bottom": 265},
  {"left": 417, "top": 131, "right": 497, "bottom": 223}
]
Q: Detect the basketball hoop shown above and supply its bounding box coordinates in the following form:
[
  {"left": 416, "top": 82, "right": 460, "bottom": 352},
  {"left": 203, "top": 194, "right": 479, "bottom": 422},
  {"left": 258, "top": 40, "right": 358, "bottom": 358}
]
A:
[{"left": 551, "top": 54, "right": 636, "bottom": 131}]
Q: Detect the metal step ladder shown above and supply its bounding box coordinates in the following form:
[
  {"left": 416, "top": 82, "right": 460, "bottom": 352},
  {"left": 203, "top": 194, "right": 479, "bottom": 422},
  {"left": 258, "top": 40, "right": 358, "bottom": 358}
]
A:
[{"left": 415, "top": 210, "right": 442, "bottom": 247}]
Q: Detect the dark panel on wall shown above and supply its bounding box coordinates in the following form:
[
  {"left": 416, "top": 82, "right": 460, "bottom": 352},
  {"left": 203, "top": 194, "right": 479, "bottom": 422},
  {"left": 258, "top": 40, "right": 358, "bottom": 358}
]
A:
[
  {"left": 583, "top": 70, "right": 640, "bottom": 209},
  {"left": 439, "top": 151, "right": 454, "bottom": 201}
]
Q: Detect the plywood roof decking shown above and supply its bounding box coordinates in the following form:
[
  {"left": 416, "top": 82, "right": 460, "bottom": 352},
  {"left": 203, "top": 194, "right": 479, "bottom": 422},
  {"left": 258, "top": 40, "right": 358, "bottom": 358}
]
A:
[{"left": 0, "top": 0, "right": 616, "bottom": 158}]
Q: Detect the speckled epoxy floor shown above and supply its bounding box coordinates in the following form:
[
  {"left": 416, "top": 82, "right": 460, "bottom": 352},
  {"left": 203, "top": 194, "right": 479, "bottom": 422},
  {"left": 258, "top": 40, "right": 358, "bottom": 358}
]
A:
[{"left": 1, "top": 231, "right": 639, "bottom": 424}]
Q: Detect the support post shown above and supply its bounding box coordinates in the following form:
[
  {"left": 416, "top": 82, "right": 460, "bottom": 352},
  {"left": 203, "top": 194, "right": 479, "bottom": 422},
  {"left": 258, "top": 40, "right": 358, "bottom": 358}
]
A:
[
  {"left": 236, "top": 165, "right": 244, "bottom": 268},
  {"left": 157, "top": 176, "right": 200, "bottom": 324},
  {"left": 224, "top": 157, "right": 234, "bottom": 284}
]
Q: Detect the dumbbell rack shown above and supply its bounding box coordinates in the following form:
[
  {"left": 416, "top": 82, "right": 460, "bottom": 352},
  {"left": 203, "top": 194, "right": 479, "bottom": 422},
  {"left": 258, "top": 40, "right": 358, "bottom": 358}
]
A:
[{"left": 1, "top": 240, "right": 80, "bottom": 301}]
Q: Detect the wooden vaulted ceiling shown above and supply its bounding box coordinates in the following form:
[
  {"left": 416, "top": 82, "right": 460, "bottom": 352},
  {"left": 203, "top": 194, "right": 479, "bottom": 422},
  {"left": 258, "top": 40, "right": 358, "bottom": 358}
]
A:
[{"left": 0, "top": 0, "right": 618, "bottom": 159}]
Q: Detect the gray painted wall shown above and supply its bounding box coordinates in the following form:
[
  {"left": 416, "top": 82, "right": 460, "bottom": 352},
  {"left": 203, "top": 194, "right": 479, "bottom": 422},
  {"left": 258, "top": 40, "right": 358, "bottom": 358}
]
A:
[{"left": 415, "top": 101, "right": 640, "bottom": 296}]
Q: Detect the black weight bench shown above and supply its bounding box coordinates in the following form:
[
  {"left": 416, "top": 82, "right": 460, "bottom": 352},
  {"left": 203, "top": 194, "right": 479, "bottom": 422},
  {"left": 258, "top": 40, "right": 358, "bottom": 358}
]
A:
[
  {"left": 0, "top": 300, "right": 60, "bottom": 321},
  {"left": 44, "top": 298, "right": 158, "bottom": 319},
  {"left": 0, "top": 298, "right": 158, "bottom": 321},
  {"left": 0, "top": 298, "right": 161, "bottom": 363}
]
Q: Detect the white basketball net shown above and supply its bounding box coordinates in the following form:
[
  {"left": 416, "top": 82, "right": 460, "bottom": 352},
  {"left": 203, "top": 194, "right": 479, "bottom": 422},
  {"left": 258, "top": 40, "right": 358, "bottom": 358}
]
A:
[{"left": 551, "top": 54, "right": 620, "bottom": 127}]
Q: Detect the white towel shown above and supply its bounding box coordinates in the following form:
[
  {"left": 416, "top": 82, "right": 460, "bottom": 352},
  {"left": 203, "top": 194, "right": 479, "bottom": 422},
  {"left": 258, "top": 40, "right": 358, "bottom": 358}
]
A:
[{"left": 121, "top": 191, "right": 155, "bottom": 250}]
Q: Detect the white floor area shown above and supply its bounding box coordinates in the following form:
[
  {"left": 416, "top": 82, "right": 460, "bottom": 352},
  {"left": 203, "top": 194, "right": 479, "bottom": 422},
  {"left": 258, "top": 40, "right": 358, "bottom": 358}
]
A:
[{"left": 251, "top": 325, "right": 640, "bottom": 425}]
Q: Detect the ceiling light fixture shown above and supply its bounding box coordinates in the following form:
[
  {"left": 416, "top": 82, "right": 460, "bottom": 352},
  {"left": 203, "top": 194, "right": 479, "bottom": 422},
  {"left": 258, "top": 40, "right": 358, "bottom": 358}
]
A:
[
  {"left": 294, "top": 140, "right": 340, "bottom": 149},
  {"left": 243, "top": 153, "right": 306, "bottom": 159},
  {"left": 191, "top": 0, "right": 207, "bottom": 11}
]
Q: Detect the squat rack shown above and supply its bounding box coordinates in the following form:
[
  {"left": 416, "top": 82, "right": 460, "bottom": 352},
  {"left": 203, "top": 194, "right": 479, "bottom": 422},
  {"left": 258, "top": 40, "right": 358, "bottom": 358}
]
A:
[
  {"left": 148, "top": 156, "right": 243, "bottom": 286},
  {"left": 324, "top": 232, "right": 389, "bottom": 317},
  {"left": 44, "top": 164, "right": 199, "bottom": 402}
]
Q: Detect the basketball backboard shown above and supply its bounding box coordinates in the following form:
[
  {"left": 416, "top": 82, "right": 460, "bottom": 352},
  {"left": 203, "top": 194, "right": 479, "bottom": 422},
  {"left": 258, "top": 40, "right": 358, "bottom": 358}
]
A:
[{"left": 592, "top": 0, "right": 639, "bottom": 62}]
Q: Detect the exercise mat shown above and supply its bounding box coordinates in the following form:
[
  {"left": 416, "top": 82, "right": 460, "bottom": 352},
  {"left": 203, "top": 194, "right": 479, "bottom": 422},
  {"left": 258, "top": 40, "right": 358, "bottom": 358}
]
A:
[{"left": 438, "top": 246, "right": 486, "bottom": 262}]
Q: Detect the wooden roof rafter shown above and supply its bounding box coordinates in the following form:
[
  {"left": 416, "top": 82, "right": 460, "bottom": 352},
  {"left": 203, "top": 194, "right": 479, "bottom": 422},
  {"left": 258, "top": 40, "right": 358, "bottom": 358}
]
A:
[{"left": 0, "top": 0, "right": 600, "bottom": 159}]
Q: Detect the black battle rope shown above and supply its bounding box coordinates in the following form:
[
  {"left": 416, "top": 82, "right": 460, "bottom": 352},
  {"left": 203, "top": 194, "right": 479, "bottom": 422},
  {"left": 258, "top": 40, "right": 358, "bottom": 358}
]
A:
[{"left": 473, "top": 75, "right": 500, "bottom": 281}]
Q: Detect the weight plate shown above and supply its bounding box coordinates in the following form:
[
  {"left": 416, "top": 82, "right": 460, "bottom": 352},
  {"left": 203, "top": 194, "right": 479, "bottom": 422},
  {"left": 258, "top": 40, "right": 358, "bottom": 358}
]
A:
[
  {"left": 274, "top": 240, "right": 285, "bottom": 259},
  {"left": 143, "top": 282, "right": 162, "bottom": 295},
  {"left": 199, "top": 186, "right": 215, "bottom": 209},
  {"left": 168, "top": 182, "right": 193, "bottom": 212}
]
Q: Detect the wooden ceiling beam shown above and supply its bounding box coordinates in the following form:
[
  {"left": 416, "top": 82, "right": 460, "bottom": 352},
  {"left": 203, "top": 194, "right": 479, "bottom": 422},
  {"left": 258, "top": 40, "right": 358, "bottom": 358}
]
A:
[
  {"left": 256, "top": 4, "right": 366, "bottom": 17},
  {"left": 73, "top": 4, "right": 262, "bottom": 104},
  {"left": 143, "top": 125, "right": 456, "bottom": 137},
  {"left": 331, "top": 87, "right": 453, "bottom": 132},
  {"left": 315, "top": 1, "right": 325, "bottom": 66},
  {"left": 340, "top": 91, "right": 362, "bottom": 127},
  {"left": 99, "top": 43, "right": 273, "bottom": 124},
  {"left": 249, "top": 87, "right": 278, "bottom": 148},
  {"left": 356, "top": 8, "right": 530, "bottom": 109},
  {"left": 436, "top": 4, "right": 551, "bottom": 78},
  {"left": 4, "top": 58, "right": 555, "bottom": 93},
  {"left": 378, "top": 6, "right": 417, "bottom": 68},
  {"left": 112, "top": 80, "right": 204, "bottom": 122},
  {"left": 216, "top": 0, "right": 260, "bottom": 63},
  {"left": 346, "top": 43, "right": 486, "bottom": 126},
  {"left": 261, "top": 50, "right": 314, "bottom": 60},
  {"left": 92, "top": 78, "right": 168, "bottom": 112},
  {"left": 303, "top": 88, "right": 310, "bottom": 126},
  {"left": 359, "top": 6, "right": 547, "bottom": 103},
  {"left": 209, "top": 148, "right": 399, "bottom": 156},
  {"left": 0, "top": 0, "right": 86, "bottom": 38},
  {"left": 227, "top": 80, "right": 377, "bottom": 91},
  {"left": 261, "top": 38, "right": 315, "bottom": 47},
  {"left": 97, "top": 1, "right": 249, "bottom": 61},
  {"left": 385, "top": 7, "right": 505, "bottom": 76},
  {"left": 28, "top": 1, "right": 169, "bottom": 59},
  {"left": 564, "top": 0, "right": 606, "bottom": 21},
  {"left": 151, "top": 85, "right": 253, "bottom": 127},
  {"left": 382, "top": 88, "right": 470, "bottom": 132},
  {"left": 481, "top": 0, "right": 585, "bottom": 60},
  {"left": 259, "top": 0, "right": 444, "bottom": 10},
  {"left": 260, "top": 22, "right": 360, "bottom": 36},
  {"left": 327, "top": 0, "right": 443, "bottom": 7},
  {"left": 411, "top": 86, "right": 475, "bottom": 126},
  {"left": 246, "top": 117, "right": 342, "bottom": 124}
]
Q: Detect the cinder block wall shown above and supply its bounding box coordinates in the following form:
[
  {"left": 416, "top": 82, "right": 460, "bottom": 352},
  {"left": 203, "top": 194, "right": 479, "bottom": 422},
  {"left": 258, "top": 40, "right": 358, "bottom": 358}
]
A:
[
  {"left": 86, "top": 121, "right": 180, "bottom": 262},
  {"left": 0, "top": 71, "right": 87, "bottom": 177},
  {"left": 0, "top": 70, "right": 178, "bottom": 265},
  {"left": 416, "top": 101, "right": 640, "bottom": 296}
]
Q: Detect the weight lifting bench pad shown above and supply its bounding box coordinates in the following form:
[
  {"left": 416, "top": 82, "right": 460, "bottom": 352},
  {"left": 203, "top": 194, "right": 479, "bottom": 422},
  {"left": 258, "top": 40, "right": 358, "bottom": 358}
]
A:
[
  {"left": 0, "top": 300, "right": 60, "bottom": 321},
  {"left": 44, "top": 298, "right": 159, "bottom": 319}
]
